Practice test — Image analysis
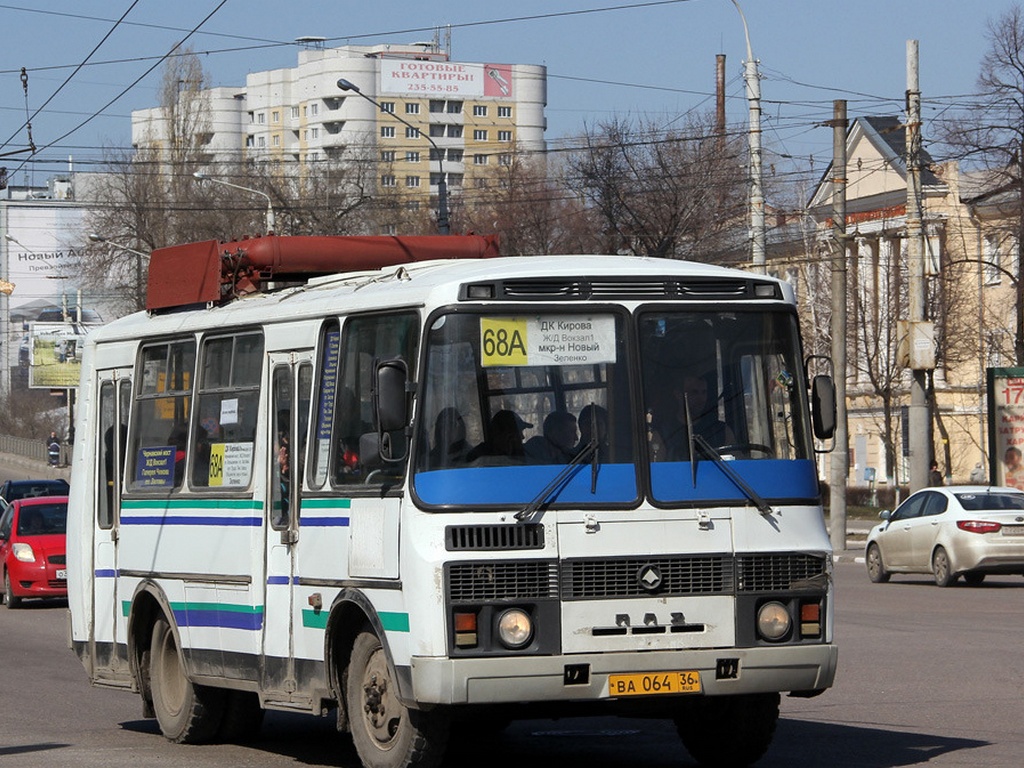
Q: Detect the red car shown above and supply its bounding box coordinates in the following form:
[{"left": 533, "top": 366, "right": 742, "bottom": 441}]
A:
[{"left": 0, "top": 495, "right": 69, "bottom": 608}]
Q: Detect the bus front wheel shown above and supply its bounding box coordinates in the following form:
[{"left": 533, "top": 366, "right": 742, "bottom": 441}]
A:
[
  {"left": 149, "top": 616, "right": 225, "bottom": 743},
  {"left": 345, "top": 627, "right": 449, "bottom": 768},
  {"left": 674, "top": 692, "right": 780, "bottom": 767}
]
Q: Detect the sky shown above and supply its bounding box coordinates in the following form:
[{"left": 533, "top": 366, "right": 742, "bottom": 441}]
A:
[{"left": 0, "top": 0, "right": 1016, "bottom": 190}]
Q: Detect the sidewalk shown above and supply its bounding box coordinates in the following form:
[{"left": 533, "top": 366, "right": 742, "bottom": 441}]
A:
[{"left": 831, "top": 517, "right": 872, "bottom": 562}]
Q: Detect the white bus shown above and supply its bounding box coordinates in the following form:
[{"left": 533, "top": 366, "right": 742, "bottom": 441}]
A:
[{"left": 68, "top": 234, "right": 837, "bottom": 768}]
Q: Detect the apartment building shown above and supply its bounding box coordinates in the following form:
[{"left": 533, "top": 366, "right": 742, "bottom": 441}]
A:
[{"left": 132, "top": 43, "right": 547, "bottom": 215}]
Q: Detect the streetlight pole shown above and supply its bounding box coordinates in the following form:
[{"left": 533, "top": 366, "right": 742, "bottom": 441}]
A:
[
  {"left": 337, "top": 77, "right": 451, "bottom": 235},
  {"left": 88, "top": 234, "right": 147, "bottom": 311},
  {"left": 193, "top": 172, "right": 276, "bottom": 233}
]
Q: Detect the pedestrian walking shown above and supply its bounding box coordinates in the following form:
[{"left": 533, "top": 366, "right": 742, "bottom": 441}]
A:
[{"left": 47, "top": 431, "right": 61, "bottom": 466}]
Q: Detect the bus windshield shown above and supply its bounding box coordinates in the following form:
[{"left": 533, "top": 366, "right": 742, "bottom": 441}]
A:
[
  {"left": 412, "top": 307, "right": 818, "bottom": 509},
  {"left": 413, "top": 310, "right": 638, "bottom": 507},
  {"left": 639, "top": 309, "right": 817, "bottom": 504}
]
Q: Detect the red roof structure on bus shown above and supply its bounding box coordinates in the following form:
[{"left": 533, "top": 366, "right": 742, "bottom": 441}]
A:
[{"left": 145, "top": 233, "right": 501, "bottom": 312}]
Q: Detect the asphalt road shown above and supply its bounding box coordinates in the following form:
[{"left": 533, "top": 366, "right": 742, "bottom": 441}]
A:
[{"left": 3, "top": 558, "right": 1023, "bottom": 768}]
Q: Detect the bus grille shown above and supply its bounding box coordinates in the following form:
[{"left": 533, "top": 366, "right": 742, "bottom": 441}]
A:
[
  {"left": 446, "top": 524, "right": 545, "bottom": 551},
  {"left": 562, "top": 555, "right": 734, "bottom": 599},
  {"left": 736, "top": 553, "right": 826, "bottom": 591},
  {"left": 447, "top": 561, "right": 559, "bottom": 602}
]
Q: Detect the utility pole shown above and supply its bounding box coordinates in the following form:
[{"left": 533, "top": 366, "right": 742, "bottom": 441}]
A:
[
  {"left": 731, "top": 0, "right": 765, "bottom": 272},
  {"left": 829, "top": 100, "right": 849, "bottom": 553},
  {"left": 906, "top": 39, "right": 932, "bottom": 492}
]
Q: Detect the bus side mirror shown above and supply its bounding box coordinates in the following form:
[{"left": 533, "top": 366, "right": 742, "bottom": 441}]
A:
[
  {"left": 811, "top": 375, "right": 836, "bottom": 440},
  {"left": 375, "top": 358, "right": 409, "bottom": 462}
]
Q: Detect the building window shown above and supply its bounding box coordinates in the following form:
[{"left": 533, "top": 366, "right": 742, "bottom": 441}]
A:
[
  {"left": 448, "top": 125, "right": 463, "bottom": 138},
  {"left": 498, "top": 106, "right": 512, "bottom": 118},
  {"left": 430, "top": 172, "right": 444, "bottom": 187},
  {"left": 498, "top": 130, "right": 512, "bottom": 142},
  {"left": 381, "top": 150, "right": 396, "bottom": 162},
  {"left": 272, "top": 134, "right": 280, "bottom": 147},
  {"left": 498, "top": 153, "right": 512, "bottom": 166},
  {"left": 429, "top": 125, "right": 445, "bottom": 138},
  {"left": 474, "top": 154, "right": 488, "bottom": 165},
  {"left": 984, "top": 234, "right": 1003, "bottom": 285},
  {"left": 290, "top": 106, "right": 299, "bottom": 119},
  {"left": 248, "top": 112, "right": 255, "bottom": 123},
  {"left": 473, "top": 105, "right": 488, "bottom": 117},
  {"left": 308, "top": 150, "right": 320, "bottom": 161},
  {"left": 310, "top": 127, "right": 319, "bottom": 139},
  {"left": 272, "top": 111, "right": 280, "bottom": 123},
  {"left": 448, "top": 149, "right": 463, "bottom": 162},
  {"left": 473, "top": 129, "right": 488, "bottom": 141},
  {"left": 475, "top": 178, "right": 488, "bottom": 189},
  {"left": 245, "top": 135, "right": 254, "bottom": 147},
  {"left": 257, "top": 136, "right": 266, "bottom": 148},
  {"left": 381, "top": 126, "right": 395, "bottom": 138},
  {"left": 257, "top": 112, "right": 266, "bottom": 124},
  {"left": 405, "top": 176, "right": 420, "bottom": 188},
  {"left": 405, "top": 103, "right": 420, "bottom": 115},
  {"left": 302, "top": 105, "right": 308, "bottom": 117},
  {"left": 406, "top": 126, "right": 420, "bottom": 139},
  {"left": 448, "top": 173, "right": 463, "bottom": 187},
  {"left": 406, "top": 151, "right": 420, "bottom": 163},
  {"left": 430, "top": 148, "right": 444, "bottom": 161},
  {"left": 381, "top": 174, "right": 396, "bottom": 187},
  {"left": 447, "top": 101, "right": 463, "bottom": 113},
  {"left": 406, "top": 201, "right": 420, "bottom": 211},
  {"left": 429, "top": 100, "right": 444, "bottom": 113},
  {"left": 310, "top": 103, "right": 319, "bottom": 116},
  {"left": 381, "top": 101, "right": 395, "bottom": 114}
]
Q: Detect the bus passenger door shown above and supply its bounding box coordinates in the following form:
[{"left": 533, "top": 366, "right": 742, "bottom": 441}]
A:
[
  {"left": 93, "top": 369, "right": 132, "bottom": 679},
  {"left": 262, "top": 353, "right": 312, "bottom": 696}
]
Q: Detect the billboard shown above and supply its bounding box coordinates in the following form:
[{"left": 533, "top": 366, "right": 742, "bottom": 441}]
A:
[
  {"left": 27, "top": 321, "right": 87, "bottom": 388},
  {"left": 987, "top": 367, "right": 1024, "bottom": 488},
  {"left": 380, "top": 60, "right": 513, "bottom": 98}
]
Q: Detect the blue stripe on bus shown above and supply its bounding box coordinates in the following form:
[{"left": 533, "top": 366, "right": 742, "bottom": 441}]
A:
[
  {"left": 266, "top": 575, "right": 291, "bottom": 585},
  {"left": 414, "top": 463, "right": 639, "bottom": 506},
  {"left": 120, "top": 515, "right": 263, "bottom": 527},
  {"left": 170, "top": 603, "right": 264, "bottom": 631},
  {"left": 650, "top": 459, "right": 819, "bottom": 502},
  {"left": 94, "top": 569, "right": 118, "bottom": 578},
  {"left": 299, "top": 516, "right": 351, "bottom": 527}
]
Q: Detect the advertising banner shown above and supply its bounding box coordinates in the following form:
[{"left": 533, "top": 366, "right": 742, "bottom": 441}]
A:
[
  {"left": 987, "top": 367, "right": 1024, "bottom": 488},
  {"left": 380, "top": 60, "right": 513, "bottom": 98}
]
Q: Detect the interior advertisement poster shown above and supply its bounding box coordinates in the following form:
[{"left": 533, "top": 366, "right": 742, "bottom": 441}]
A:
[{"left": 987, "top": 367, "right": 1024, "bottom": 488}]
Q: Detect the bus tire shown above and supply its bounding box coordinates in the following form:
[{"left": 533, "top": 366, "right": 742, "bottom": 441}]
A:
[
  {"left": 346, "top": 627, "right": 449, "bottom": 768},
  {"left": 149, "top": 616, "right": 225, "bottom": 743},
  {"left": 674, "top": 692, "right": 780, "bottom": 767}
]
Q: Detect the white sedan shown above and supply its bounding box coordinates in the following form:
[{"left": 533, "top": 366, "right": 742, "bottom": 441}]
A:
[{"left": 865, "top": 485, "right": 1024, "bottom": 586}]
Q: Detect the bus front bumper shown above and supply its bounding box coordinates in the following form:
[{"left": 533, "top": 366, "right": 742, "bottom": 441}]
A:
[{"left": 407, "top": 643, "right": 838, "bottom": 706}]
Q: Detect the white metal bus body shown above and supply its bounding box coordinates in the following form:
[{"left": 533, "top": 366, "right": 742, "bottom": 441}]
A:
[{"left": 68, "top": 239, "right": 837, "bottom": 768}]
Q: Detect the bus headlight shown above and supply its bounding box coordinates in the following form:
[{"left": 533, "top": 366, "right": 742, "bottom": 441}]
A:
[
  {"left": 496, "top": 608, "right": 533, "bottom": 649},
  {"left": 756, "top": 601, "right": 791, "bottom": 641}
]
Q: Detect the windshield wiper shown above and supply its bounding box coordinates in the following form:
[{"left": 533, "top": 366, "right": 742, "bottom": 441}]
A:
[
  {"left": 692, "top": 433, "right": 774, "bottom": 516},
  {"left": 515, "top": 435, "right": 599, "bottom": 522}
]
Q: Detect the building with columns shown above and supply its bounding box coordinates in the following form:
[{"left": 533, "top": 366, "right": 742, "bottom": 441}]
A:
[{"left": 770, "top": 116, "right": 1016, "bottom": 489}]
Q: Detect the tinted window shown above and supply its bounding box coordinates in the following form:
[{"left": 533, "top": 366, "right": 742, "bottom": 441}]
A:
[{"left": 955, "top": 492, "right": 1024, "bottom": 511}]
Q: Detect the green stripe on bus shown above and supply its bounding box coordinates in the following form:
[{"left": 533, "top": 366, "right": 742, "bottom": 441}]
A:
[
  {"left": 168, "top": 602, "right": 264, "bottom": 614},
  {"left": 121, "top": 498, "right": 264, "bottom": 510},
  {"left": 300, "top": 498, "right": 352, "bottom": 509},
  {"left": 301, "top": 609, "right": 409, "bottom": 632}
]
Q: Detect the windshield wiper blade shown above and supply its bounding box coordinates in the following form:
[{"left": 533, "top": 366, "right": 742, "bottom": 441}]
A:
[
  {"left": 515, "top": 437, "right": 599, "bottom": 522},
  {"left": 692, "top": 434, "right": 774, "bottom": 516}
]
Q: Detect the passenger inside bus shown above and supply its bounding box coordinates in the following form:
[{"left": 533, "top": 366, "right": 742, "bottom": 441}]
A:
[
  {"left": 429, "top": 407, "right": 470, "bottom": 468},
  {"left": 468, "top": 410, "right": 531, "bottom": 464},
  {"left": 524, "top": 411, "right": 578, "bottom": 464},
  {"left": 649, "top": 372, "right": 735, "bottom": 461},
  {"left": 576, "top": 403, "right": 610, "bottom": 459}
]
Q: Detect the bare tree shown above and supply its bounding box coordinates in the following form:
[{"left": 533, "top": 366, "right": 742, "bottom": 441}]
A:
[
  {"left": 937, "top": 4, "right": 1024, "bottom": 364},
  {"left": 562, "top": 114, "right": 746, "bottom": 260}
]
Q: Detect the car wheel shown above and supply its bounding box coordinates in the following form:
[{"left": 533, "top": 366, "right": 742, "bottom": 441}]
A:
[
  {"left": 4, "top": 569, "right": 22, "bottom": 609},
  {"left": 866, "top": 543, "right": 890, "bottom": 583},
  {"left": 932, "top": 547, "right": 956, "bottom": 587},
  {"left": 346, "top": 626, "right": 449, "bottom": 768},
  {"left": 963, "top": 571, "right": 986, "bottom": 587},
  {"left": 149, "top": 616, "right": 225, "bottom": 743}
]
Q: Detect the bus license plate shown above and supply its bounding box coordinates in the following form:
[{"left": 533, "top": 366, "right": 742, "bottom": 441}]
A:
[{"left": 608, "top": 670, "right": 702, "bottom": 697}]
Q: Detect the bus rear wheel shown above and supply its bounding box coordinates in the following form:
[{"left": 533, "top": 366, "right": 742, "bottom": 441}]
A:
[
  {"left": 673, "top": 692, "right": 780, "bottom": 767},
  {"left": 345, "top": 627, "right": 449, "bottom": 768},
  {"left": 149, "top": 616, "right": 225, "bottom": 743}
]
